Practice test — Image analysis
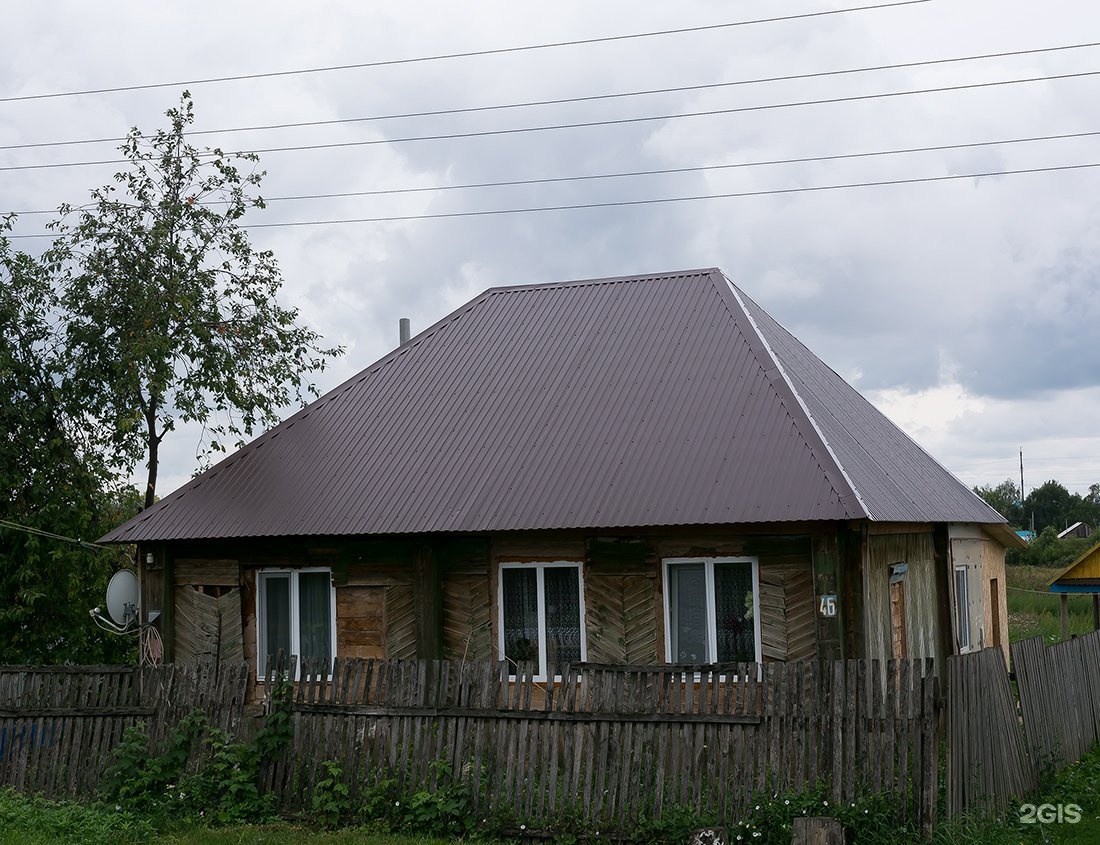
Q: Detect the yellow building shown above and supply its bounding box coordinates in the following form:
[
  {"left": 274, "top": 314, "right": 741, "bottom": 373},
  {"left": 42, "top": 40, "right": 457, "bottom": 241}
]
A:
[{"left": 1048, "top": 543, "right": 1100, "bottom": 639}]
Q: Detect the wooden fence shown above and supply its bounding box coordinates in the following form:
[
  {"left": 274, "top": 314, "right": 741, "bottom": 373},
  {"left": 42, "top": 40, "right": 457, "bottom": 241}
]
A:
[
  {"left": 2, "top": 636, "right": 1099, "bottom": 835},
  {"left": 944, "top": 630, "right": 1100, "bottom": 816},
  {"left": 1012, "top": 631, "right": 1100, "bottom": 769},
  {"left": 0, "top": 662, "right": 249, "bottom": 797},
  {"left": 260, "top": 656, "right": 940, "bottom": 832}
]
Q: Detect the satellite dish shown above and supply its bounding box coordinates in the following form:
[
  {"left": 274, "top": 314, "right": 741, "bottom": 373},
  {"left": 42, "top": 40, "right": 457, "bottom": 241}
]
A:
[{"left": 105, "top": 569, "right": 139, "bottom": 628}]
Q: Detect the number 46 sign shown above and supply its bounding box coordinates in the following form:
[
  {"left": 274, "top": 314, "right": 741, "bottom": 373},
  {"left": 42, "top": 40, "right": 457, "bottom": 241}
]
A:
[{"left": 818, "top": 594, "right": 838, "bottom": 618}]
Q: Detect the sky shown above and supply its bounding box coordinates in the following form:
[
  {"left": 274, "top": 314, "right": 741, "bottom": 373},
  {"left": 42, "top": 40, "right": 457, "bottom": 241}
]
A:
[{"left": 2, "top": 0, "right": 1099, "bottom": 505}]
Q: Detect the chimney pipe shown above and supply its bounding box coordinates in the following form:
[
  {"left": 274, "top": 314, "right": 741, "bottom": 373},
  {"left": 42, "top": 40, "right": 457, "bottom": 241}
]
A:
[{"left": 399, "top": 317, "right": 411, "bottom": 346}]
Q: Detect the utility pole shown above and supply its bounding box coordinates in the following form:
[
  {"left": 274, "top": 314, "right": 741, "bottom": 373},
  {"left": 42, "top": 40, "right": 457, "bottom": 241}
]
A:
[{"left": 1019, "top": 449, "right": 1025, "bottom": 506}]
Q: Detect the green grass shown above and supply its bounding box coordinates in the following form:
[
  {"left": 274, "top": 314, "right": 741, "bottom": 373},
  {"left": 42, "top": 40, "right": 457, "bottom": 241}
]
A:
[
  {"left": 1006, "top": 564, "right": 1096, "bottom": 642},
  {"left": 3, "top": 744, "right": 1100, "bottom": 845}
]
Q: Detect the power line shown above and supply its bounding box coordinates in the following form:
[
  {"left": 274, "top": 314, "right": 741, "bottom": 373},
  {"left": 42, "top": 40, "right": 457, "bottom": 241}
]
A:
[
  {"left": 12, "top": 159, "right": 1095, "bottom": 239},
  {"left": 0, "top": 1, "right": 931, "bottom": 104},
  {"left": 6, "top": 39, "right": 1097, "bottom": 154},
  {"left": 240, "top": 162, "right": 1100, "bottom": 227},
  {"left": 12, "top": 127, "right": 1100, "bottom": 216},
  {"left": 5, "top": 68, "right": 1096, "bottom": 174},
  {"left": 0, "top": 517, "right": 105, "bottom": 551}
]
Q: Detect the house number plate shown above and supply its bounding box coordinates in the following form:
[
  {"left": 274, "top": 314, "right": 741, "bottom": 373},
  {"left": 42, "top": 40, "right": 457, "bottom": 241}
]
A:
[{"left": 818, "top": 594, "right": 838, "bottom": 617}]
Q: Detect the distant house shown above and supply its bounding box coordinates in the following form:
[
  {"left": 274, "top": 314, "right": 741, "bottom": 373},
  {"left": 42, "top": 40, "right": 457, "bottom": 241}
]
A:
[
  {"left": 1016, "top": 530, "right": 1037, "bottom": 543},
  {"left": 102, "top": 269, "right": 1019, "bottom": 679},
  {"left": 1057, "top": 522, "right": 1093, "bottom": 540}
]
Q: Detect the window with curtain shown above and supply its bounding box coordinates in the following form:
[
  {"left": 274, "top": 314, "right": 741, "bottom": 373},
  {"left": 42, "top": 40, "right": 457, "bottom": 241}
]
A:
[
  {"left": 257, "top": 568, "right": 334, "bottom": 674},
  {"left": 499, "top": 562, "right": 584, "bottom": 679},
  {"left": 664, "top": 557, "right": 758, "bottom": 664}
]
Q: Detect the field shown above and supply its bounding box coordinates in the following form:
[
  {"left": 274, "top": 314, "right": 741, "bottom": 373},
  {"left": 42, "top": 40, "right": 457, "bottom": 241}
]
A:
[{"left": 1005, "top": 564, "right": 1097, "bottom": 642}]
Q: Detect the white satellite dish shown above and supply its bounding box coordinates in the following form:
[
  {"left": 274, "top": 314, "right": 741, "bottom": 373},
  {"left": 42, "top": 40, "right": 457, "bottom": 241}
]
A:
[{"left": 105, "top": 569, "right": 139, "bottom": 628}]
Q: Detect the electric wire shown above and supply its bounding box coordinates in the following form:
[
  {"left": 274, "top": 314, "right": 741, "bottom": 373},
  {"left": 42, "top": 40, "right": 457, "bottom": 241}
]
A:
[
  {"left": 0, "top": 1, "right": 931, "bottom": 104},
  {"left": 3, "top": 68, "right": 1096, "bottom": 174},
  {"left": 5, "top": 39, "right": 1097, "bottom": 153},
  {"left": 12, "top": 127, "right": 1100, "bottom": 216},
  {"left": 10, "top": 160, "right": 1097, "bottom": 239},
  {"left": 0, "top": 517, "right": 106, "bottom": 550}
]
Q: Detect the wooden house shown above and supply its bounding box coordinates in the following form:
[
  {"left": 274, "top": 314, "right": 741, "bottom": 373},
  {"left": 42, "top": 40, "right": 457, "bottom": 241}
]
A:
[
  {"left": 1057, "top": 522, "right": 1093, "bottom": 540},
  {"left": 101, "top": 269, "right": 1019, "bottom": 677}
]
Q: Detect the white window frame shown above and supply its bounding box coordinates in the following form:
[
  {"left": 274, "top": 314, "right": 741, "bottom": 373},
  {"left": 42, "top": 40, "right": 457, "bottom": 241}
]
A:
[
  {"left": 497, "top": 561, "right": 587, "bottom": 681},
  {"left": 662, "top": 556, "right": 762, "bottom": 665},
  {"left": 954, "top": 564, "right": 972, "bottom": 653},
  {"left": 256, "top": 567, "right": 337, "bottom": 678}
]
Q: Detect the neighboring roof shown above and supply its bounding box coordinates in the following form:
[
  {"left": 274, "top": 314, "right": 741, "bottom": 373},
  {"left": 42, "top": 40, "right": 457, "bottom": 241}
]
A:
[
  {"left": 1048, "top": 542, "right": 1100, "bottom": 592},
  {"left": 1056, "top": 521, "right": 1092, "bottom": 539},
  {"left": 103, "top": 268, "right": 1008, "bottom": 543}
]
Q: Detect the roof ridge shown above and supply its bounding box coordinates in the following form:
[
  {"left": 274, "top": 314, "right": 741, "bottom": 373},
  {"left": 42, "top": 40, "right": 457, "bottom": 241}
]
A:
[
  {"left": 483, "top": 267, "right": 720, "bottom": 296},
  {"left": 718, "top": 274, "right": 869, "bottom": 520}
]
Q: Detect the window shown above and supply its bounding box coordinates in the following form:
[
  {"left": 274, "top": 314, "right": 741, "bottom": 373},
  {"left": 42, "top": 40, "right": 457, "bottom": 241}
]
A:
[
  {"left": 257, "top": 568, "right": 336, "bottom": 674},
  {"left": 954, "top": 565, "right": 971, "bottom": 651},
  {"left": 663, "top": 557, "right": 760, "bottom": 664},
  {"left": 498, "top": 562, "right": 585, "bottom": 679}
]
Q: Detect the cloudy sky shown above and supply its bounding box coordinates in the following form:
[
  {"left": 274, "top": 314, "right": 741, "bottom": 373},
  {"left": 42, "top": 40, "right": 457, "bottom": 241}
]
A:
[{"left": 3, "top": 0, "right": 1099, "bottom": 503}]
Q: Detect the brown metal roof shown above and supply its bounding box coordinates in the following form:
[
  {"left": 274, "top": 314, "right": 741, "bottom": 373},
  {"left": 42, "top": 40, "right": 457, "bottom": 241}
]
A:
[{"left": 102, "top": 268, "right": 1006, "bottom": 542}]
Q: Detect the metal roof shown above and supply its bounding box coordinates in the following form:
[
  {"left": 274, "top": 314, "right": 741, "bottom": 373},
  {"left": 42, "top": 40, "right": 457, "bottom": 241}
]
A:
[{"left": 102, "top": 268, "right": 1007, "bottom": 542}]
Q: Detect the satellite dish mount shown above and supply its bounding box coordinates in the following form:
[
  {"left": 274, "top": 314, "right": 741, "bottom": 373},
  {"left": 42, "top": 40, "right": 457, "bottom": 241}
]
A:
[{"left": 90, "top": 569, "right": 139, "bottom": 633}]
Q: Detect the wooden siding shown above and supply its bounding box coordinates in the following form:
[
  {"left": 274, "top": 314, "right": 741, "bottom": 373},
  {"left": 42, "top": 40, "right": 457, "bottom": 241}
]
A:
[
  {"left": 980, "top": 540, "right": 1009, "bottom": 663},
  {"left": 585, "top": 572, "right": 659, "bottom": 663},
  {"left": 865, "top": 533, "right": 938, "bottom": 664},
  {"left": 384, "top": 584, "right": 417, "bottom": 660},
  {"left": 336, "top": 587, "right": 386, "bottom": 660},
  {"left": 175, "top": 586, "right": 244, "bottom": 663},
  {"left": 760, "top": 567, "right": 817, "bottom": 662},
  {"left": 174, "top": 558, "right": 239, "bottom": 587},
  {"left": 442, "top": 574, "right": 493, "bottom": 662}
]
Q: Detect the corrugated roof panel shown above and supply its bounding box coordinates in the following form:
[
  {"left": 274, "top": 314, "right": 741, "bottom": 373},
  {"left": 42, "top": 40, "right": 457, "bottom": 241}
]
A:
[
  {"left": 733, "top": 282, "right": 1005, "bottom": 525},
  {"left": 101, "top": 268, "right": 1003, "bottom": 543}
]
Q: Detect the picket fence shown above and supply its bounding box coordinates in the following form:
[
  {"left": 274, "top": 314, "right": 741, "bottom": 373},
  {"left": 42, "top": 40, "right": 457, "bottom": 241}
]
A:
[
  {"left": 0, "top": 663, "right": 249, "bottom": 797},
  {"left": 260, "top": 656, "right": 939, "bottom": 832},
  {"left": 1, "top": 633, "right": 1098, "bottom": 837}
]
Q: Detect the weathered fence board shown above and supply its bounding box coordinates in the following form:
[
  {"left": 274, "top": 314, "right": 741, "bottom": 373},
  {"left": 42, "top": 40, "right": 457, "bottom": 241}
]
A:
[
  {"left": 255, "top": 656, "right": 939, "bottom": 832},
  {"left": 946, "top": 647, "right": 1036, "bottom": 816},
  {"left": 0, "top": 662, "right": 249, "bottom": 798},
  {"left": 1012, "top": 631, "right": 1100, "bottom": 772},
  {"left": 4, "top": 636, "right": 1099, "bottom": 836}
]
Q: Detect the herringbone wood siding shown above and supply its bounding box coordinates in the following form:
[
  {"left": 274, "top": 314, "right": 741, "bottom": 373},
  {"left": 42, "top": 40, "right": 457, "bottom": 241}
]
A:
[
  {"left": 175, "top": 587, "right": 243, "bottom": 663},
  {"left": 176, "top": 587, "right": 218, "bottom": 662},
  {"left": 443, "top": 574, "right": 492, "bottom": 661},
  {"left": 785, "top": 570, "right": 817, "bottom": 661},
  {"left": 759, "top": 569, "right": 816, "bottom": 662},
  {"left": 585, "top": 572, "right": 658, "bottom": 664},
  {"left": 384, "top": 584, "right": 417, "bottom": 660}
]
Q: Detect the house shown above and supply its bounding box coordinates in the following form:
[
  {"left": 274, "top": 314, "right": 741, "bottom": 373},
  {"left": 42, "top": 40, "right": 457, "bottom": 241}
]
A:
[
  {"left": 1057, "top": 522, "right": 1093, "bottom": 540},
  {"left": 1048, "top": 540, "right": 1100, "bottom": 638},
  {"left": 101, "top": 269, "right": 1019, "bottom": 679}
]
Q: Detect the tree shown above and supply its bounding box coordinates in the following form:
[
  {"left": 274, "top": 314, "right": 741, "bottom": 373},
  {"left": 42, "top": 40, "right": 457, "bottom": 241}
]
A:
[
  {"left": 50, "top": 92, "right": 342, "bottom": 509},
  {"left": 973, "top": 479, "right": 1023, "bottom": 527},
  {"left": 0, "top": 218, "right": 135, "bottom": 663},
  {"left": 1024, "top": 480, "right": 1074, "bottom": 534}
]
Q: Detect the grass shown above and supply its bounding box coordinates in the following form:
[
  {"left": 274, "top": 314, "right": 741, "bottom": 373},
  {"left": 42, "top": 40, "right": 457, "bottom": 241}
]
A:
[
  {"left": 1005, "top": 564, "right": 1096, "bottom": 642},
  {"left": 0, "top": 793, "right": 461, "bottom": 845},
  {"left": 5, "top": 745, "right": 1100, "bottom": 845}
]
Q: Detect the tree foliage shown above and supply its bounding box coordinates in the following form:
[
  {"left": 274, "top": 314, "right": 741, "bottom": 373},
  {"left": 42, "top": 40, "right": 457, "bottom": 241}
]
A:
[
  {"left": 49, "top": 92, "right": 342, "bottom": 508},
  {"left": 0, "top": 218, "right": 136, "bottom": 663},
  {"left": 975, "top": 477, "right": 1100, "bottom": 534},
  {"left": 973, "top": 479, "right": 1022, "bottom": 526}
]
